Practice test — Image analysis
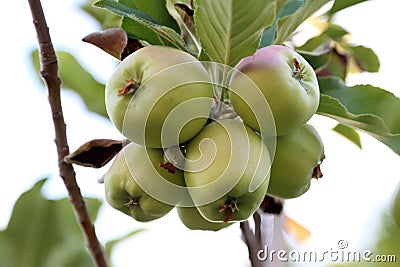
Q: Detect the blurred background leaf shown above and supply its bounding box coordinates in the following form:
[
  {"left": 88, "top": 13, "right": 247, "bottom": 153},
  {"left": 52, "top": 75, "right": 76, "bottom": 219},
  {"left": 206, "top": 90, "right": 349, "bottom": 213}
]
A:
[
  {"left": 296, "top": 23, "right": 379, "bottom": 80},
  {"left": 326, "top": 0, "right": 370, "bottom": 19},
  {"left": 332, "top": 123, "right": 362, "bottom": 149},
  {"left": 0, "top": 178, "right": 143, "bottom": 267},
  {"left": 273, "top": 0, "right": 331, "bottom": 45},
  {"left": 0, "top": 178, "right": 101, "bottom": 267},
  {"left": 31, "top": 49, "right": 108, "bottom": 118},
  {"left": 81, "top": 0, "right": 122, "bottom": 29}
]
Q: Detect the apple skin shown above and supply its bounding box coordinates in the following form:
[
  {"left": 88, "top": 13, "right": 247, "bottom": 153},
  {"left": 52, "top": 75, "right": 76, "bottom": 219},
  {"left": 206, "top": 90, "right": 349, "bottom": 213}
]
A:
[
  {"left": 105, "top": 45, "right": 213, "bottom": 148},
  {"left": 229, "top": 45, "right": 320, "bottom": 136},
  {"left": 184, "top": 119, "right": 271, "bottom": 223},
  {"left": 104, "top": 142, "right": 185, "bottom": 222},
  {"left": 177, "top": 205, "right": 233, "bottom": 231},
  {"left": 266, "top": 124, "right": 325, "bottom": 199}
]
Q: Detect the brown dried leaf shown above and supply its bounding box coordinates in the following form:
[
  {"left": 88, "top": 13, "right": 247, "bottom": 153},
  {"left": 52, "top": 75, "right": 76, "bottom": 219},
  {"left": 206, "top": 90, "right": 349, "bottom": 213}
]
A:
[
  {"left": 121, "top": 38, "right": 143, "bottom": 60},
  {"left": 312, "top": 164, "right": 324, "bottom": 179},
  {"left": 65, "top": 139, "right": 123, "bottom": 168},
  {"left": 82, "top": 28, "right": 128, "bottom": 59},
  {"left": 174, "top": 3, "right": 194, "bottom": 16}
]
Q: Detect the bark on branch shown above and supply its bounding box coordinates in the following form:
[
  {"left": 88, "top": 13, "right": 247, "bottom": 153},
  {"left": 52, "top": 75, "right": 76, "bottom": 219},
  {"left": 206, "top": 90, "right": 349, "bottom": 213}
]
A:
[{"left": 27, "top": 1, "right": 108, "bottom": 266}]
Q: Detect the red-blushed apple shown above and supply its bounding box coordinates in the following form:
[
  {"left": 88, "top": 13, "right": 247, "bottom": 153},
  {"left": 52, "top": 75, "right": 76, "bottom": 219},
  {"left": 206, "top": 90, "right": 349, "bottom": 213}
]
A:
[{"left": 229, "top": 45, "right": 320, "bottom": 136}]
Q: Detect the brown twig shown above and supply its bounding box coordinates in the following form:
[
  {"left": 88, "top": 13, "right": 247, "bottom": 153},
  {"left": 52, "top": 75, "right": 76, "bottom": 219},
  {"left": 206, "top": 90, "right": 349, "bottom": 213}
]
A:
[
  {"left": 253, "top": 212, "right": 262, "bottom": 243},
  {"left": 27, "top": 1, "right": 108, "bottom": 266},
  {"left": 240, "top": 220, "right": 264, "bottom": 267}
]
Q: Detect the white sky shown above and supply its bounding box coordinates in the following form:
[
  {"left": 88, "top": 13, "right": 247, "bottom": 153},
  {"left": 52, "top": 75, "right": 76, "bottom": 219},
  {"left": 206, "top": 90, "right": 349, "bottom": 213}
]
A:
[{"left": 1, "top": 0, "right": 399, "bottom": 266}]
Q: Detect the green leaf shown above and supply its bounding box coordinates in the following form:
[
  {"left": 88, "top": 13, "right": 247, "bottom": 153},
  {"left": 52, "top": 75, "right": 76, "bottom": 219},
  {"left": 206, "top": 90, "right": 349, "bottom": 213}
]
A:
[
  {"left": 94, "top": 0, "right": 187, "bottom": 51},
  {"left": 324, "top": 23, "right": 349, "bottom": 40},
  {"left": 347, "top": 45, "right": 380, "bottom": 73},
  {"left": 274, "top": 0, "right": 331, "bottom": 44},
  {"left": 297, "top": 34, "right": 331, "bottom": 52},
  {"left": 317, "top": 76, "right": 400, "bottom": 155},
  {"left": 166, "top": 0, "right": 201, "bottom": 55},
  {"left": 194, "top": 0, "right": 277, "bottom": 67},
  {"left": 333, "top": 123, "right": 362, "bottom": 149},
  {"left": 327, "top": 0, "right": 369, "bottom": 17},
  {"left": 297, "top": 49, "right": 331, "bottom": 73},
  {"left": 105, "top": 229, "right": 145, "bottom": 260},
  {"left": 120, "top": 17, "right": 168, "bottom": 45},
  {"left": 260, "top": 0, "right": 305, "bottom": 47},
  {"left": 0, "top": 178, "right": 102, "bottom": 267},
  {"left": 31, "top": 50, "right": 107, "bottom": 118},
  {"left": 80, "top": 0, "right": 121, "bottom": 29},
  {"left": 119, "top": 0, "right": 179, "bottom": 31}
]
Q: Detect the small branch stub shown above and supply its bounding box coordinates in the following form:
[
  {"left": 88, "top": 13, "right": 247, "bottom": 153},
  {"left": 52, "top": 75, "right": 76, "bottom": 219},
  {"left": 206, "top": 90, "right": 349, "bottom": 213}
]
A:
[{"left": 118, "top": 79, "right": 139, "bottom": 96}]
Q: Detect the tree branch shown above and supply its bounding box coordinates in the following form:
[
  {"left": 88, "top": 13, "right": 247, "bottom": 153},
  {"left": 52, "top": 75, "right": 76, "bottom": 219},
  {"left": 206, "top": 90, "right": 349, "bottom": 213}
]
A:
[
  {"left": 240, "top": 220, "right": 265, "bottom": 267},
  {"left": 27, "top": 1, "right": 108, "bottom": 266}
]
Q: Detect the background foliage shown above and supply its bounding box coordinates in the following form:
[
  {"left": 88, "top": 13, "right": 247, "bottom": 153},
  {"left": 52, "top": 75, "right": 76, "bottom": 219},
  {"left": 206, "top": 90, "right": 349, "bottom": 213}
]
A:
[{"left": 4, "top": 0, "right": 398, "bottom": 266}]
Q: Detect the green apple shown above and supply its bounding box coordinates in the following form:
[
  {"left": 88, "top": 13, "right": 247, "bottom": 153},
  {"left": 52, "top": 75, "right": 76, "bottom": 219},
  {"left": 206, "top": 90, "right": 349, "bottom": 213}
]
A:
[
  {"left": 105, "top": 45, "right": 213, "bottom": 148},
  {"left": 184, "top": 119, "right": 271, "bottom": 223},
  {"left": 177, "top": 205, "right": 233, "bottom": 231},
  {"left": 229, "top": 45, "right": 320, "bottom": 136},
  {"left": 267, "top": 124, "right": 325, "bottom": 199},
  {"left": 104, "top": 142, "right": 185, "bottom": 222}
]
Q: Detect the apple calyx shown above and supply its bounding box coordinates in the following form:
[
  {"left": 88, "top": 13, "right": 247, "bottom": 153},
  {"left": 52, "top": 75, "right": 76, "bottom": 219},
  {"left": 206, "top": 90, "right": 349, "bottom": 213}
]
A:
[
  {"left": 124, "top": 196, "right": 140, "bottom": 207},
  {"left": 118, "top": 79, "right": 140, "bottom": 96},
  {"left": 292, "top": 58, "right": 306, "bottom": 80},
  {"left": 219, "top": 197, "right": 240, "bottom": 223},
  {"left": 159, "top": 161, "right": 177, "bottom": 174}
]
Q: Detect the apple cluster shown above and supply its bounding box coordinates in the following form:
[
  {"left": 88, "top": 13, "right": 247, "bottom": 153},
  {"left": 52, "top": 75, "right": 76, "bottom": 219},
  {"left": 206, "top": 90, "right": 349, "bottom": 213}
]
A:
[{"left": 103, "top": 45, "right": 325, "bottom": 231}]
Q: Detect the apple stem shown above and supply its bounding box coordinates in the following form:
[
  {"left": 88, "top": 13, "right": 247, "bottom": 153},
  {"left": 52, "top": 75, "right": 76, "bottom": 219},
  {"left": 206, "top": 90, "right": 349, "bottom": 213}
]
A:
[
  {"left": 159, "top": 161, "right": 177, "bottom": 174},
  {"left": 219, "top": 198, "right": 239, "bottom": 223},
  {"left": 118, "top": 79, "right": 140, "bottom": 96}
]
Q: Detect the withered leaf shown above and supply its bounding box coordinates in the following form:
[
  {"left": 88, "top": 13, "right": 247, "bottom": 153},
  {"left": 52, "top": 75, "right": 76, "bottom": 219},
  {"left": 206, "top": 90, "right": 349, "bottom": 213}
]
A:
[
  {"left": 174, "top": 3, "right": 194, "bottom": 16},
  {"left": 82, "top": 28, "right": 128, "bottom": 59},
  {"left": 312, "top": 164, "right": 324, "bottom": 179},
  {"left": 121, "top": 38, "right": 143, "bottom": 60},
  {"left": 65, "top": 139, "right": 123, "bottom": 168}
]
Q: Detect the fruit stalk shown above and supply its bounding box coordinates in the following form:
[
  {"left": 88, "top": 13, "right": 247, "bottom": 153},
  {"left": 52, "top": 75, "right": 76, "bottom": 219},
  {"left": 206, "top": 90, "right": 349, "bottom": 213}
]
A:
[{"left": 27, "top": 1, "right": 108, "bottom": 266}]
